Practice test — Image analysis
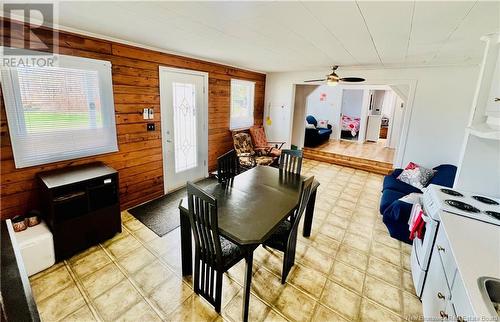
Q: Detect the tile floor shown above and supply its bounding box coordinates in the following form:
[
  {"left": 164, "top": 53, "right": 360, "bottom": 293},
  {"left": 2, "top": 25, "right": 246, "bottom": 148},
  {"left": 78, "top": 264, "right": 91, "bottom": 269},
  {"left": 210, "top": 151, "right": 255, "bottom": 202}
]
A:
[{"left": 29, "top": 159, "right": 423, "bottom": 322}]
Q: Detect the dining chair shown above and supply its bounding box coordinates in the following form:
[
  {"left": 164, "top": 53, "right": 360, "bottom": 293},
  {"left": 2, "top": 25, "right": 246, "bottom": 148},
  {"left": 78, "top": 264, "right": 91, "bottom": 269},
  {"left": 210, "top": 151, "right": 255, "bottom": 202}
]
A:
[
  {"left": 186, "top": 182, "right": 250, "bottom": 312},
  {"left": 279, "top": 149, "right": 303, "bottom": 175},
  {"left": 263, "top": 175, "right": 314, "bottom": 283},
  {"left": 217, "top": 149, "right": 239, "bottom": 183}
]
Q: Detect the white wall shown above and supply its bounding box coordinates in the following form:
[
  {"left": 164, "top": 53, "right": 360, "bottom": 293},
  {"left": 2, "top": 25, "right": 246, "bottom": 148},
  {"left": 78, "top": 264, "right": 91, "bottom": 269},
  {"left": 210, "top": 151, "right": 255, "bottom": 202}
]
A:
[
  {"left": 264, "top": 65, "right": 479, "bottom": 168},
  {"left": 292, "top": 85, "right": 317, "bottom": 148},
  {"left": 306, "top": 85, "right": 342, "bottom": 137},
  {"left": 341, "top": 89, "right": 363, "bottom": 118}
]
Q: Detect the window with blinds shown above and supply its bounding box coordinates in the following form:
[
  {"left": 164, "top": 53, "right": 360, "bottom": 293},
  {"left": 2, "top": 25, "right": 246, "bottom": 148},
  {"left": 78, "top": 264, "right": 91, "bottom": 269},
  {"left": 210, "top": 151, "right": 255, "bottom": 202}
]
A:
[
  {"left": 0, "top": 53, "right": 117, "bottom": 168},
  {"left": 230, "top": 79, "right": 255, "bottom": 130}
]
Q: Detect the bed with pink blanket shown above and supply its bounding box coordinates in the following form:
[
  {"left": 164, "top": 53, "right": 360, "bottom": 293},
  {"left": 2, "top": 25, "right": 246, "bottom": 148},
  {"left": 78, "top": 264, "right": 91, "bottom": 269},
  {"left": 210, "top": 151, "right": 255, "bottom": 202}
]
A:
[{"left": 341, "top": 115, "right": 361, "bottom": 136}]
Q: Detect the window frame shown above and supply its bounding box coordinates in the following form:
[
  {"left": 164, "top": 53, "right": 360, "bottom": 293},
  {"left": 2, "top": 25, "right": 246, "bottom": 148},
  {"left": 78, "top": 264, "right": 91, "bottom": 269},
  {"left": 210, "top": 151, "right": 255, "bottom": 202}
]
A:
[
  {"left": 0, "top": 50, "right": 118, "bottom": 168},
  {"left": 229, "top": 78, "right": 255, "bottom": 130}
]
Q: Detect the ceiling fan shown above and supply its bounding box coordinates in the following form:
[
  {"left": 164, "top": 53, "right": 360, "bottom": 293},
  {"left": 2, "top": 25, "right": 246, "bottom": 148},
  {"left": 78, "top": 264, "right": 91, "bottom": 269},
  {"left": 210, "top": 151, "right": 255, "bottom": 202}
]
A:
[{"left": 304, "top": 66, "right": 365, "bottom": 86}]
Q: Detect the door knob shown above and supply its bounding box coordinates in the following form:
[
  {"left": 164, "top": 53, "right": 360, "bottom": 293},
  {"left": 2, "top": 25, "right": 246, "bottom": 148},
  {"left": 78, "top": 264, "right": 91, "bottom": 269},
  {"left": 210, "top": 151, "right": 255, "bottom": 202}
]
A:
[
  {"left": 494, "top": 97, "right": 499, "bottom": 102},
  {"left": 437, "top": 292, "right": 445, "bottom": 299},
  {"left": 166, "top": 139, "right": 172, "bottom": 143},
  {"left": 437, "top": 245, "right": 445, "bottom": 252}
]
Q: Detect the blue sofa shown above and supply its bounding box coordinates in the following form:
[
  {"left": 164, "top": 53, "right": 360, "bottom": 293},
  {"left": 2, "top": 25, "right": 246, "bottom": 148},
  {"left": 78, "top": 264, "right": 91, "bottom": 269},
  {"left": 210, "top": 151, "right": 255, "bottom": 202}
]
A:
[
  {"left": 380, "top": 164, "right": 457, "bottom": 244},
  {"left": 304, "top": 115, "right": 333, "bottom": 147}
]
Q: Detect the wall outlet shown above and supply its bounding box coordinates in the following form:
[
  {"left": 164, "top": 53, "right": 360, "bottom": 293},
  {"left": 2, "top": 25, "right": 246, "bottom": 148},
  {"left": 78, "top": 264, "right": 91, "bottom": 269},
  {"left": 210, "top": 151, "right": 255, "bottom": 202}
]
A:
[{"left": 147, "top": 123, "right": 155, "bottom": 131}]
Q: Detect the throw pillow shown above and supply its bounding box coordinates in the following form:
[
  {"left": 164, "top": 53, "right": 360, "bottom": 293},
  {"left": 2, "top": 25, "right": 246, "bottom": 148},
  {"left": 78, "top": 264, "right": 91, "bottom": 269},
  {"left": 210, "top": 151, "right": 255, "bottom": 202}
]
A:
[
  {"left": 317, "top": 120, "right": 329, "bottom": 129},
  {"left": 397, "top": 162, "right": 436, "bottom": 189},
  {"left": 305, "top": 123, "right": 316, "bottom": 129}
]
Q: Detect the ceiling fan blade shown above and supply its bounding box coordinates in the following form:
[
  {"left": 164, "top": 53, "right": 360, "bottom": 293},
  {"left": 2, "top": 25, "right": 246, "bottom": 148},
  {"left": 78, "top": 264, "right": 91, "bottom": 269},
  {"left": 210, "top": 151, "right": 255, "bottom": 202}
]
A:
[
  {"left": 340, "top": 77, "right": 365, "bottom": 82},
  {"left": 304, "top": 79, "right": 327, "bottom": 82}
]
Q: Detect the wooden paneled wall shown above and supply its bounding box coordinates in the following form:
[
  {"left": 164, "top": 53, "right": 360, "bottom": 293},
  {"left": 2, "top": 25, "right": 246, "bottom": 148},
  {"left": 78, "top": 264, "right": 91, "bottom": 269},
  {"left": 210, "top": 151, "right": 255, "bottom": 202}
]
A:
[{"left": 0, "top": 18, "right": 265, "bottom": 219}]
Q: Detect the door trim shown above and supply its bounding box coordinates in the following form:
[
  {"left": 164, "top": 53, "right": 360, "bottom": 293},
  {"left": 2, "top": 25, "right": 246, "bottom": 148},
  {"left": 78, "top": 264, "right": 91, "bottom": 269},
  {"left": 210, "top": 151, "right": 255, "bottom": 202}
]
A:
[{"left": 159, "top": 66, "right": 209, "bottom": 194}]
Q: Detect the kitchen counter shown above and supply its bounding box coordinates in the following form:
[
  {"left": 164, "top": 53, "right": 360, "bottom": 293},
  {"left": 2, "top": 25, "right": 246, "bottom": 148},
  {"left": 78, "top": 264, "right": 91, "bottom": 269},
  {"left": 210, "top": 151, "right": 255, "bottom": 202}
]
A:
[{"left": 439, "top": 210, "right": 500, "bottom": 319}]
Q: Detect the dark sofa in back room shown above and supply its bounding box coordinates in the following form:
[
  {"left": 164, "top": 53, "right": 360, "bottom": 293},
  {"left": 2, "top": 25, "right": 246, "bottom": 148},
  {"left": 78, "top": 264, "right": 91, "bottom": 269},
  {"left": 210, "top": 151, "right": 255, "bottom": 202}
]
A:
[
  {"left": 380, "top": 164, "right": 457, "bottom": 244},
  {"left": 304, "top": 115, "right": 332, "bottom": 147}
]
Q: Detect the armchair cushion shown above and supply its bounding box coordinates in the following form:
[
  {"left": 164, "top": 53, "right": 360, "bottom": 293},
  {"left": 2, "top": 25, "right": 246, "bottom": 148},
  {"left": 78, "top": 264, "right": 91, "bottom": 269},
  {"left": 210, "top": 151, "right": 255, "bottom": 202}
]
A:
[
  {"left": 306, "top": 115, "right": 318, "bottom": 127},
  {"left": 233, "top": 133, "right": 254, "bottom": 156},
  {"left": 249, "top": 126, "right": 268, "bottom": 149}
]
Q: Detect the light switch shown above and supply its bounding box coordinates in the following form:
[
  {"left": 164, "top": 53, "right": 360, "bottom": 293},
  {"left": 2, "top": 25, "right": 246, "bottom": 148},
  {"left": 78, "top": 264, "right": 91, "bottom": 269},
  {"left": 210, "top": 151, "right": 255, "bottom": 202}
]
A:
[{"left": 143, "top": 108, "right": 149, "bottom": 120}]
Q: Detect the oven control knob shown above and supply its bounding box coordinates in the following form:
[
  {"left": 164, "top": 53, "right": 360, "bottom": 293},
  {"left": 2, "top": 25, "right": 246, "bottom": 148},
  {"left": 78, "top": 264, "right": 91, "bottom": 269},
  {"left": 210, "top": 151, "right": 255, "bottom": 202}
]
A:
[
  {"left": 437, "top": 292, "right": 445, "bottom": 299},
  {"left": 457, "top": 316, "right": 465, "bottom": 322}
]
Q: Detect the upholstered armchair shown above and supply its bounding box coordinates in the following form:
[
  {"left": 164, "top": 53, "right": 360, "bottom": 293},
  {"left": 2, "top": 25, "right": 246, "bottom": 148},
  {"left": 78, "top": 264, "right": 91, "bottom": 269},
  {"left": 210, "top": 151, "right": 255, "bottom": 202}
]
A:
[
  {"left": 232, "top": 132, "right": 276, "bottom": 169},
  {"left": 249, "top": 126, "right": 284, "bottom": 157}
]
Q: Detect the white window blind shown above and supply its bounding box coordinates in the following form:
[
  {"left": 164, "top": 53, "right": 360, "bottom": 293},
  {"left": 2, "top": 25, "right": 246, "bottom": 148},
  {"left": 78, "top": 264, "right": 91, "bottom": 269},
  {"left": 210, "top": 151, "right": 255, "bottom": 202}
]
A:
[
  {"left": 0, "top": 52, "right": 118, "bottom": 168},
  {"left": 230, "top": 79, "right": 255, "bottom": 130}
]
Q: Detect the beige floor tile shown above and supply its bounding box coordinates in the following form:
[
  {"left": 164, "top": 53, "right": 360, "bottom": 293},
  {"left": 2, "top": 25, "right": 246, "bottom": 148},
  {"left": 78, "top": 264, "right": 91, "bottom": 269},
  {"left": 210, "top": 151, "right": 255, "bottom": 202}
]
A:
[
  {"left": 401, "top": 243, "right": 412, "bottom": 255},
  {"left": 402, "top": 271, "right": 416, "bottom": 294},
  {"left": 69, "top": 247, "right": 112, "bottom": 279},
  {"left": 93, "top": 280, "right": 142, "bottom": 321},
  {"left": 116, "top": 300, "right": 162, "bottom": 322},
  {"left": 132, "top": 260, "right": 176, "bottom": 294},
  {"left": 309, "top": 233, "right": 340, "bottom": 257},
  {"left": 160, "top": 245, "right": 183, "bottom": 275},
  {"left": 319, "top": 223, "right": 346, "bottom": 242},
  {"left": 336, "top": 245, "right": 369, "bottom": 271},
  {"left": 298, "top": 246, "right": 334, "bottom": 275},
  {"left": 364, "top": 275, "right": 403, "bottom": 314},
  {"left": 102, "top": 229, "right": 130, "bottom": 247},
  {"left": 336, "top": 199, "right": 357, "bottom": 210},
  {"left": 263, "top": 309, "right": 288, "bottom": 322},
  {"left": 123, "top": 218, "right": 144, "bottom": 232},
  {"left": 324, "top": 214, "right": 350, "bottom": 229},
  {"left": 224, "top": 289, "right": 270, "bottom": 322},
  {"left": 402, "top": 253, "right": 411, "bottom": 272},
  {"left": 133, "top": 226, "right": 159, "bottom": 243},
  {"left": 121, "top": 211, "right": 134, "bottom": 223},
  {"left": 402, "top": 291, "right": 423, "bottom": 321},
  {"left": 288, "top": 264, "right": 327, "bottom": 299},
  {"left": 148, "top": 276, "right": 193, "bottom": 316},
  {"left": 348, "top": 221, "right": 375, "bottom": 237},
  {"left": 366, "top": 257, "right": 402, "bottom": 287},
  {"left": 63, "top": 304, "right": 97, "bottom": 321},
  {"left": 342, "top": 232, "right": 371, "bottom": 253},
  {"left": 105, "top": 234, "right": 141, "bottom": 259},
  {"left": 222, "top": 274, "right": 242, "bottom": 308},
  {"left": 329, "top": 261, "right": 365, "bottom": 294},
  {"left": 373, "top": 233, "right": 401, "bottom": 250},
  {"left": 339, "top": 192, "right": 359, "bottom": 203},
  {"left": 273, "top": 285, "right": 316, "bottom": 322},
  {"left": 371, "top": 241, "right": 401, "bottom": 267},
  {"left": 37, "top": 284, "right": 85, "bottom": 322},
  {"left": 81, "top": 262, "right": 125, "bottom": 299},
  {"left": 321, "top": 280, "right": 361, "bottom": 320},
  {"left": 117, "top": 246, "right": 156, "bottom": 274},
  {"left": 30, "top": 265, "right": 73, "bottom": 302},
  {"left": 168, "top": 294, "right": 219, "bottom": 322},
  {"left": 251, "top": 267, "right": 286, "bottom": 303},
  {"left": 312, "top": 304, "right": 348, "bottom": 322},
  {"left": 359, "top": 298, "right": 403, "bottom": 322},
  {"left": 330, "top": 206, "right": 353, "bottom": 219}
]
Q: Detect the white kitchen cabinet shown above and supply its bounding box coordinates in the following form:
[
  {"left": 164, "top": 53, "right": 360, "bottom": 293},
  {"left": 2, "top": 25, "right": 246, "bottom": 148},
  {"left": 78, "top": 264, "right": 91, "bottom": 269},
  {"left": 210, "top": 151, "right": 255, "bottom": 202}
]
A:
[{"left": 422, "top": 251, "right": 449, "bottom": 318}]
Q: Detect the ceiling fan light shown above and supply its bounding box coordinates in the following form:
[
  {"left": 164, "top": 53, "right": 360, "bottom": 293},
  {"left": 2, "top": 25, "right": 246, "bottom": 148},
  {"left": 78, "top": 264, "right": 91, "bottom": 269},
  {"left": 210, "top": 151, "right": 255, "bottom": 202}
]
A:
[{"left": 326, "top": 78, "right": 338, "bottom": 86}]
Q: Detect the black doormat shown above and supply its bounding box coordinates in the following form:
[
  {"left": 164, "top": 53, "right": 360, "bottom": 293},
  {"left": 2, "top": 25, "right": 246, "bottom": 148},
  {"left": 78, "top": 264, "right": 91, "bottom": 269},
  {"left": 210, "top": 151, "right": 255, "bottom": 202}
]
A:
[{"left": 128, "top": 178, "right": 217, "bottom": 237}]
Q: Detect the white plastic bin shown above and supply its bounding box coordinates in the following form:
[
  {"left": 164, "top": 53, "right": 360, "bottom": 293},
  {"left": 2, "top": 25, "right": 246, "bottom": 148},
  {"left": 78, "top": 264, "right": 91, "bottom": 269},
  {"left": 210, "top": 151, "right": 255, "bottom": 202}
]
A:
[{"left": 14, "top": 220, "right": 55, "bottom": 276}]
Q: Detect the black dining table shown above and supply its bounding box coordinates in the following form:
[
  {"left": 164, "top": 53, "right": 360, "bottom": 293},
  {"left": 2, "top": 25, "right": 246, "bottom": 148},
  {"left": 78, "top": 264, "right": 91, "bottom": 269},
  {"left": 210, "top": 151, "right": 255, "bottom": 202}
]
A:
[{"left": 178, "top": 166, "right": 319, "bottom": 322}]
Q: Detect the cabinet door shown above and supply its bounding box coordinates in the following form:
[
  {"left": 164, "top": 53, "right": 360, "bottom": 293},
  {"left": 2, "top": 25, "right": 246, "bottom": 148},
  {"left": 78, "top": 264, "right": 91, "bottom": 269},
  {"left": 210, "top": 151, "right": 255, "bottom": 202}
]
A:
[{"left": 422, "top": 252, "right": 450, "bottom": 319}]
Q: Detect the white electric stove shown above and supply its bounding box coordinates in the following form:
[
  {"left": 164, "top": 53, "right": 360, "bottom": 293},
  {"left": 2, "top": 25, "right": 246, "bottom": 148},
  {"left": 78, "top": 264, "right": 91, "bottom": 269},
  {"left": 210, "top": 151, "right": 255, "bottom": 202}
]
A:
[
  {"left": 411, "top": 184, "right": 500, "bottom": 298},
  {"left": 424, "top": 184, "right": 500, "bottom": 226}
]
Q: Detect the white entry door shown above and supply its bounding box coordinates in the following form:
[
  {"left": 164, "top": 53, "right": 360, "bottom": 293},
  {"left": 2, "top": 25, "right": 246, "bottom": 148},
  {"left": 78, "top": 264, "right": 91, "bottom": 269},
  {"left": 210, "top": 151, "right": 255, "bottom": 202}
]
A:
[{"left": 159, "top": 67, "right": 208, "bottom": 193}]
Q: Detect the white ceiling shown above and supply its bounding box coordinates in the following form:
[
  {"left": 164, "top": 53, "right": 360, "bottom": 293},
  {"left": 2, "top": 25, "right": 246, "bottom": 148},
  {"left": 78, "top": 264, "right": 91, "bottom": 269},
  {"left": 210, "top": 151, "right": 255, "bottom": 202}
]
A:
[{"left": 50, "top": 1, "right": 500, "bottom": 72}]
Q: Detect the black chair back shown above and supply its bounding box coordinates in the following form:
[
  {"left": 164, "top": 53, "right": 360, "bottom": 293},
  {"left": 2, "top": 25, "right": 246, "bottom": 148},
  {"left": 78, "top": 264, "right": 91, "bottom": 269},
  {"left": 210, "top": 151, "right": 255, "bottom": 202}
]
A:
[
  {"left": 282, "top": 176, "right": 314, "bottom": 282},
  {"left": 217, "top": 149, "right": 239, "bottom": 183},
  {"left": 279, "top": 149, "right": 303, "bottom": 175},
  {"left": 186, "top": 182, "right": 223, "bottom": 308}
]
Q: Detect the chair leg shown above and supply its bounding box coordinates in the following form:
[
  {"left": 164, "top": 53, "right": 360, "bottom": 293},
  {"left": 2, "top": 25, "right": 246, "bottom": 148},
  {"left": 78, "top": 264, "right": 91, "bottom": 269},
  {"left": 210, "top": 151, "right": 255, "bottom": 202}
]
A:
[
  {"left": 281, "top": 250, "right": 295, "bottom": 284},
  {"left": 193, "top": 258, "right": 200, "bottom": 294},
  {"left": 214, "top": 270, "right": 223, "bottom": 313}
]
